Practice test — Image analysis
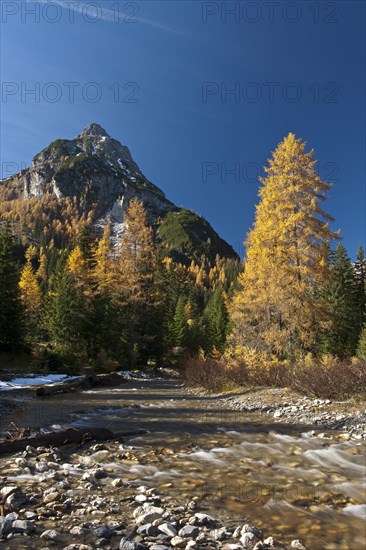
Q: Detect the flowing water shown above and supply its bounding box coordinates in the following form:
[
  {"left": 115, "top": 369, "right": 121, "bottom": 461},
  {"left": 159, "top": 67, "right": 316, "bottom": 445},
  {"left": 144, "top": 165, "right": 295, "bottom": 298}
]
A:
[{"left": 1, "top": 379, "right": 365, "bottom": 549}]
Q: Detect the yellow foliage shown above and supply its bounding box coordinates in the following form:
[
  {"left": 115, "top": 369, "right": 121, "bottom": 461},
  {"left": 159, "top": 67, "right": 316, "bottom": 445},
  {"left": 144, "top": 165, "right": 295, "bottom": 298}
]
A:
[
  {"left": 25, "top": 245, "right": 37, "bottom": 263},
  {"left": 319, "top": 353, "right": 338, "bottom": 369},
  {"left": 117, "top": 198, "right": 156, "bottom": 303},
  {"left": 231, "top": 133, "right": 337, "bottom": 356},
  {"left": 93, "top": 219, "right": 115, "bottom": 293},
  {"left": 67, "top": 245, "right": 95, "bottom": 296},
  {"left": 37, "top": 247, "right": 48, "bottom": 282},
  {"left": 198, "top": 347, "right": 206, "bottom": 361},
  {"left": 184, "top": 302, "right": 193, "bottom": 320},
  {"left": 0, "top": 193, "right": 93, "bottom": 246},
  {"left": 300, "top": 352, "right": 316, "bottom": 369},
  {"left": 224, "top": 345, "right": 284, "bottom": 372},
  {"left": 67, "top": 246, "right": 87, "bottom": 280},
  {"left": 211, "top": 346, "right": 222, "bottom": 360},
  {"left": 19, "top": 261, "right": 41, "bottom": 312},
  {"left": 162, "top": 257, "right": 173, "bottom": 271}
]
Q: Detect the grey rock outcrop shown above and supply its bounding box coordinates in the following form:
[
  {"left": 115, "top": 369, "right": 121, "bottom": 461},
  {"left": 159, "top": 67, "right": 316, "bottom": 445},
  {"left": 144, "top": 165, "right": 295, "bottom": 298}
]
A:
[{"left": 1, "top": 123, "right": 238, "bottom": 263}]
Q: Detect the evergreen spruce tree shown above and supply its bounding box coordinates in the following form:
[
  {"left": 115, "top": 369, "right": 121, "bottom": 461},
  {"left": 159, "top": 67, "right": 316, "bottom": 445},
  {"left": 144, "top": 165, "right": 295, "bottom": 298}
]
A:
[
  {"left": 356, "top": 324, "right": 366, "bottom": 360},
  {"left": 322, "top": 243, "right": 359, "bottom": 357},
  {"left": 231, "top": 133, "right": 336, "bottom": 356},
  {"left": 0, "top": 224, "right": 22, "bottom": 352},
  {"left": 43, "top": 262, "right": 86, "bottom": 358},
  {"left": 76, "top": 224, "right": 95, "bottom": 265},
  {"left": 171, "top": 296, "right": 187, "bottom": 347},
  {"left": 158, "top": 258, "right": 184, "bottom": 355},
  {"left": 204, "top": 286, "right": 230, "bottom": 353},
  {"left": 184, "top": 287, "right": 205, "bottom": 352},
  {"left": 353, "top": 245, "right": 366, "bottom": 337}
]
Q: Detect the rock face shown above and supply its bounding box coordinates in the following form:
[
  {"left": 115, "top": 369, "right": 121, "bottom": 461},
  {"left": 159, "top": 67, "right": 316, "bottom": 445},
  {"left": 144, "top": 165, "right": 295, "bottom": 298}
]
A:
[
  {"left": 10, "top": 123, "right": 174, "bottom": 225},
  {"left": 2, "top": 123, "right": 238, "bottom": 263}
]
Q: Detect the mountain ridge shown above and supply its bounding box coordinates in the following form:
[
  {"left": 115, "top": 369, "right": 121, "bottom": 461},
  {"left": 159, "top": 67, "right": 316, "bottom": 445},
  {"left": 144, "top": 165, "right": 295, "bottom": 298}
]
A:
[{"left": 0, "top": 123, "right": 238, "bottom": 263}]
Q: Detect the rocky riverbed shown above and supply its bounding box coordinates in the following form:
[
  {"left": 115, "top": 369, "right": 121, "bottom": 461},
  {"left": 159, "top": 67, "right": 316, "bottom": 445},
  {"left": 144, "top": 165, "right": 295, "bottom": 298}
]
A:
[
  {"left": 0, "top": 439, "right": 307, "bottom": 550},
  {"left": 0, "top": 376, "right": 365, "bottom": 549}
]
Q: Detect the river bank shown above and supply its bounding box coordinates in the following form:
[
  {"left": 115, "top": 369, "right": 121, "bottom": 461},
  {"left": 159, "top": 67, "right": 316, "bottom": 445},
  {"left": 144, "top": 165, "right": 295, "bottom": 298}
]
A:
[{"left": 188, "top": 385, "right": 366, "bottom": 442}]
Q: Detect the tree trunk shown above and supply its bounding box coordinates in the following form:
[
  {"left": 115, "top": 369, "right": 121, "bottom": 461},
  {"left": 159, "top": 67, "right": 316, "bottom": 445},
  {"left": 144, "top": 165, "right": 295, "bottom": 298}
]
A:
[
  {"left": 0, "top": 427, "right": 115, "bottom": 455},
  {"left": 0, "top": 427, "right": 147, "bottom": 456},
  {"left": 35, "top": 372, "right": 126, "bottom": 397}
]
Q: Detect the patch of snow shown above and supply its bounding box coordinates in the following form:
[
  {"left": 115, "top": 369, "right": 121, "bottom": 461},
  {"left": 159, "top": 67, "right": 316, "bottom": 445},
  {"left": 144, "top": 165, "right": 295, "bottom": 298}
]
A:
[
  {"left": 0, "top": 374, "right": 76, "bottom": 391},
  {"left": 50, "top": 424, "right": 63, "bottom": 430}
]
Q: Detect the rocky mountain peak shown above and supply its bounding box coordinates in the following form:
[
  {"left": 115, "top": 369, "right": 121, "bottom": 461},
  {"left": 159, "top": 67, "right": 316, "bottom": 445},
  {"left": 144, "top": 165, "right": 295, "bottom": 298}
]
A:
[
  {"left": 80, "top": 123, "right": 110, "bottom": 139},
  {"left": 0, "top": 125, "right": 238, "bottom": 263}
]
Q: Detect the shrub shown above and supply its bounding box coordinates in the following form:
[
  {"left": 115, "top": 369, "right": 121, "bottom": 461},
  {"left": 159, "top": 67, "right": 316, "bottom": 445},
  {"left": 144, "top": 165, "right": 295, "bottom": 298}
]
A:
[
  {"left": 223, "top": 345, "right": 291, "bottom": 387},
  {"left": 292, "top": 355, "right": 366, "bottom": 399},
  {"left": 357, "top": 325, "right": 366, "bottom": 360},
  {"left": 183, "top": 354, "right": 229, "bottom": 392},
  {"left": 184, "top": 346, "right": 366, "bottom": 400}
]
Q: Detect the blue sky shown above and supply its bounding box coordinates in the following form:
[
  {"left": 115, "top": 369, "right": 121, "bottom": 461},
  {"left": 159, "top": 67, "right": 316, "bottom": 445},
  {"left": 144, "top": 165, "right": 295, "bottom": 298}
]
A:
[{"left": 1, "top": 0, "right": 365, "bottom": 258}]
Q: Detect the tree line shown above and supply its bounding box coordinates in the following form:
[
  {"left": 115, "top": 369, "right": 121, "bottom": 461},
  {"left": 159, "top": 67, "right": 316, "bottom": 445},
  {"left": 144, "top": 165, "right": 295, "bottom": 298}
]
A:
[
  {"left": 0, "top": 198, "right": 238, "bottom": 371},
  {"left": 0, "top": 133, "right": 365, "bottom": 376}
]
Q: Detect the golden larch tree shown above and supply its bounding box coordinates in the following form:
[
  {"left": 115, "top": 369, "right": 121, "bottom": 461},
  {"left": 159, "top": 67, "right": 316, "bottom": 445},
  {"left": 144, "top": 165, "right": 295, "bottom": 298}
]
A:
[
  {"left": 19, "top": 256, "right": 42, "bottom": 343},
  {"left": 118, "top": 198, "right": 156, "bottom": 300},
  {"left": 93, "top": 218, "right": 115, "bottom": 293},
  {"left": 117, "top": 198, "right": 158, "bottom": 365},
  {"left": 37, "top": 247, "right": 48, "bottom": 284},
  {"left": 231, "top": 133, "right": 337, "bottom": 356},
  {"left": 67, "top": 245, "right": 87, "bottom": 282},
  {"left": 19, "top": 262, "right": 42, "bottom": 313}
]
